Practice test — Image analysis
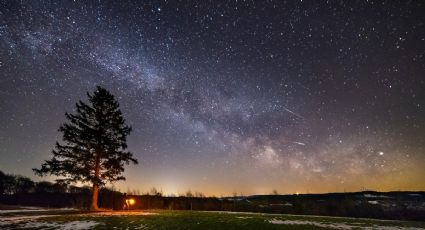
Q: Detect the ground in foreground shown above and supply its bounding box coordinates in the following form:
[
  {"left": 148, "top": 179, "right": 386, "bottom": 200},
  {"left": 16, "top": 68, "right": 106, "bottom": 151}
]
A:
[{"left": 1, "top": 207, "right": 424, "bottom": 229}]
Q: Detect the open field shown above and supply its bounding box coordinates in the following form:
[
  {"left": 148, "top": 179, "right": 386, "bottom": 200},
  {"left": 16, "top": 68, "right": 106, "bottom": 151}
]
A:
[{"left": 1, "top": 207, "right": 425, "bottom": 230}]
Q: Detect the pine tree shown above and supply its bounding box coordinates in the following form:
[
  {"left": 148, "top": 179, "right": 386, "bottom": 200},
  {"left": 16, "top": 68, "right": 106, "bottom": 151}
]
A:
[{"left": 33, "top": 86, "right": 138, "bottom": 210}]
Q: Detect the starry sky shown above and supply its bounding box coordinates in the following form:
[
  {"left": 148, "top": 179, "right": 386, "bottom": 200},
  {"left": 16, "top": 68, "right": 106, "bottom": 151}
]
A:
[{"left": 1, "top": 1, "right": 424, "bottom": 196}]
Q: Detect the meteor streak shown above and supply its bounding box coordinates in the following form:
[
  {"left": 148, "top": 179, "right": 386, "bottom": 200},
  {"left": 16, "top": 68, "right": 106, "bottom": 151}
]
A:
[
  {"left": 283, "top": 107, "right": 304, "bottom": 120},
  {"left": 283, "top": 140, "right": 306, "bottom": 146}
]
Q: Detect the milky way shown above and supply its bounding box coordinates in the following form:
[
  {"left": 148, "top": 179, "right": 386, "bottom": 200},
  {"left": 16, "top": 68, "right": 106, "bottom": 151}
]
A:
[{"left": 1, "top": 1, "right": 424, "bottom": 195}]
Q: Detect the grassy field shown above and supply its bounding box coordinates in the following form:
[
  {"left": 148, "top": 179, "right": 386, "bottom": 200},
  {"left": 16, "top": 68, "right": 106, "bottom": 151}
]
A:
[{"left": 1, "top": 207, "right": 425, "bottom": 229}]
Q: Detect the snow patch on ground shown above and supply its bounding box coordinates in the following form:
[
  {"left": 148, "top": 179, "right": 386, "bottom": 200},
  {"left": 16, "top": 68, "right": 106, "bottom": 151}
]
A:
[
  {"left": 0, "top": 213, "right": 99, "bottom": 230},
  {"left": 236, "top": 216, "right": 252, "bottom": 219},
  {"left": 269, "top": 219, "right": 353, "bottom": 229},
  {"left": 0, "top": 210, "right": 156, "bottom": 228},
  {"left": 268, "top": 218, "right": 424, "bottom": 230},
  {"left": 0, "top": 215, "right": 60, "bottom": 226},
  {"left": 20, "top": 220, "right": 99, "bottom": 230},
  {"left": 132, "top": 224, "right": 149, "bottom": 229}
]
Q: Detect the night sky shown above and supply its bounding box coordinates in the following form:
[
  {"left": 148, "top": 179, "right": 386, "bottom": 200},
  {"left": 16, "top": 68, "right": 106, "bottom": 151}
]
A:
[{"left": 1, "top": 1, "right": 424, "bottom": 196}]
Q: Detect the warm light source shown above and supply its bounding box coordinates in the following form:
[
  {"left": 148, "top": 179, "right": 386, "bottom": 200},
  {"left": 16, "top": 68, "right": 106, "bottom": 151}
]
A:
[{"left": 128, "top": 198, "right": 135, "bottom": 205}]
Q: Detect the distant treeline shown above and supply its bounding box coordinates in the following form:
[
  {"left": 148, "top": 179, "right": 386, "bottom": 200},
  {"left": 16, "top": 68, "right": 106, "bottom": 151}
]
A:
[
  {"left": 1, "top": 170, "right": 424, "bottom": 221},
  {"left": 0, "top": 170, "right": 87, "bottom": 195},
  {"left": 0, "top": 170, "right": 120, "bottom": 209},
  {"left": 130, "top": 192, "right": 425, "bottom": 221}
]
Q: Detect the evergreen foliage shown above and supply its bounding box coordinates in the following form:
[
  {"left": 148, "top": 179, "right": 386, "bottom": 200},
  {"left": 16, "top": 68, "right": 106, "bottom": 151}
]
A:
[{"left": 33, "top": 86, "right": 137, "bottom": 210}]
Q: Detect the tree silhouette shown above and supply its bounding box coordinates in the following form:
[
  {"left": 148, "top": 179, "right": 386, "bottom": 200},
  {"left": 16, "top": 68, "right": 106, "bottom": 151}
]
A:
[
  {"left": 33, "top": 86, "right": 138, "bottom": 210},
  {"left": 34, "top": 181, "right": 55, "bottom": 193},
  {"left": 15, "top": 176, "right": 35, "bottom": 194}
]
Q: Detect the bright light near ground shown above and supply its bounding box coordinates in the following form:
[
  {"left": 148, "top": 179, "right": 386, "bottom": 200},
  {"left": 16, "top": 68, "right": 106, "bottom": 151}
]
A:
[{"left": 128, "top": 199, "right": 135, "bottom": 205}]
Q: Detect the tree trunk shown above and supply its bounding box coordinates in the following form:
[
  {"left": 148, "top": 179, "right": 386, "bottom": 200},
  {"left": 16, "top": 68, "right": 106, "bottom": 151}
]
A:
[
  {"left": 90, "top": 183, "right": 99, "bottom": 211},
  {"left": 90, "top": 152, "right": 101, "bottom": 211}
]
